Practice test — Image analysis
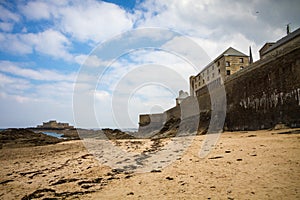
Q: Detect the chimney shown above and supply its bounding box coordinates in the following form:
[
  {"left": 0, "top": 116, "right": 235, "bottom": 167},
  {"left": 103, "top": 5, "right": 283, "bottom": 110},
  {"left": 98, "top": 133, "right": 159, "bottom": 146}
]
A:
[
  {"left": 249, "top": 46, "right": 253, "bottom": 64},
  {"left": 287, "top": 24, "right": 291, "bottom": 35}
]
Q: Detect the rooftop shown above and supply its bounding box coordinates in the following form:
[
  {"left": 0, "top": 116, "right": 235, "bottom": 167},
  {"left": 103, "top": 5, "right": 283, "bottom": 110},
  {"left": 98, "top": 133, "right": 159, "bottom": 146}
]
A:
[
  {"left": 195, "top": 47, "right": 248, "bottom": 76},
  {"left": 263, "top": 27, "right": 300, "bottom": 55},
  {"left": 217, "top": 47, "right": 248, "bottom": 59}
]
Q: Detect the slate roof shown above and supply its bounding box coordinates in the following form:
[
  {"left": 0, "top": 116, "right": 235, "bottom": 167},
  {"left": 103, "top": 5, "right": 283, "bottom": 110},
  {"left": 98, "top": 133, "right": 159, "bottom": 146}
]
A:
[
  {"left": 263, "top": 27, "right": 300, "bottom": 55},
  {"left": 216, "top": 47, "right": 248, "bottom": 60}
]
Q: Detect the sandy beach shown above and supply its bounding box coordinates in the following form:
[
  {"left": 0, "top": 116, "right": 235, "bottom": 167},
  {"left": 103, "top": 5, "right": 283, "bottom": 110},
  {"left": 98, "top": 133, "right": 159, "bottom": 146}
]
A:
[{"left": 0, "top": 129, "right": 299, "bottom": 199}]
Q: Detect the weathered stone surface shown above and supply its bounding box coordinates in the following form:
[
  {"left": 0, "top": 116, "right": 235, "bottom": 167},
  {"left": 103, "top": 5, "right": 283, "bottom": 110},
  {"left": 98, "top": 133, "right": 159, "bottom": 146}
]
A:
[{"left": 138, "top": 39, "right": 300, "bottom": 134}]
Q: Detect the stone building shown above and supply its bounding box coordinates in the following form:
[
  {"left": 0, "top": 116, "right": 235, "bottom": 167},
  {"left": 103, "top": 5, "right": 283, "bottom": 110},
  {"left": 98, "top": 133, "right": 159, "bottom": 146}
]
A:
[
  {"left": 138, "top": 27, "right": 300, "bottom": 133},
  {"left": 176, "top": 90, "right": 189, "bottom": 106},
  {"left": 189, "top": 47, "right": 249, "bottom": 97},
  {"left": 37, "top": 120, "right": 74, "bottom": 129},
  {"left": 259, "top": 28, "right": 300, "bottom": 59}
]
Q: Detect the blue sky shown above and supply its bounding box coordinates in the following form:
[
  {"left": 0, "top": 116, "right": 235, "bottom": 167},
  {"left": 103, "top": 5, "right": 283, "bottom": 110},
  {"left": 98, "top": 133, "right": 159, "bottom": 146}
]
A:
[{"left": 0, "top": 0, "right": 299, "bottom": 128}]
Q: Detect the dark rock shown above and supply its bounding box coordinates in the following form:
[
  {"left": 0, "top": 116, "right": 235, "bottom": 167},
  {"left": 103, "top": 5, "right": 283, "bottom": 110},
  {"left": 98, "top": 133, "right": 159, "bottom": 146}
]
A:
[
  {"left": 102, "top": 128, "right": 135, "bottom": 140},
  {"left": 124, "top": 175, "right": 132, "bottom": 179},
  {"left": 166, "top": 177, "right": 174, "bottom": 180},
  {"left": 0, "top": 179, "right": 13, "bottom": 184},
  {"left": 81, "top": 185, "right": 93, "bottom": 189},
  {"left": 247, "top": 135, "right": 257, "bottom": 137},
  {"left": 208, "top": 156, "right": 224, "bottom": 159},
  {"left": 150, "top": 169, "right": 162, "bottom": 173},
  {"left": 51, "top": 178, "right": 78, "bottom": 186}
]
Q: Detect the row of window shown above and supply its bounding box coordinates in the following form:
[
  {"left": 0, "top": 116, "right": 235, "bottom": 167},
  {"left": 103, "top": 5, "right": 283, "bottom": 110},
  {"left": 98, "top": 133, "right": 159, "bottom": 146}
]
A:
[
  {"left": 195, "top": 68, "right": 221, "bottom": 81},
  {"left": 225, "top": 58, "right": 244, "bottom": 66},
  {"left": 194, "top": 57, "right": 245, "bottom": 87}
]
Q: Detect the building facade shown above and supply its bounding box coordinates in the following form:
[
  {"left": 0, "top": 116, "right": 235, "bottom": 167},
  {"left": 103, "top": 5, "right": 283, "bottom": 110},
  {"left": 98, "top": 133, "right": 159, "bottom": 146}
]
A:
[{"left": 189, "top": 47, "right": 249, "bottom": 97}]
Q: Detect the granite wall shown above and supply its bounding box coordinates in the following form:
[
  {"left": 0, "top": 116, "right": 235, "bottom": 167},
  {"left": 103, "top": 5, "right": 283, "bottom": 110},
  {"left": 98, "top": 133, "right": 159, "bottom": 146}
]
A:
[{"left": 138, "top": 39, "right": 300, "bottom": 133}]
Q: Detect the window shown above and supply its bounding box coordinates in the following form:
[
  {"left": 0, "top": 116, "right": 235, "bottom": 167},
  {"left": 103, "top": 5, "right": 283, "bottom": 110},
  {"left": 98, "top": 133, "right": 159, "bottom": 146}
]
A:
[
  {"left": 207, "top": 69, "right": 209, "bottom": 74},
  {"left": 212, "top": 73, "right": 215, "bottom": 78},
  {"left": 217, "top": 61, "right": 220, "bottom": 66},
  {"left": 203, "top": 80, "right": 205, "bottom": 84},
  {"left": 226, "top": 70, "right": 231, "bottom": 75},
  {"left": 226, "top": 61, "right": 230, "bottom": 66},
  {"left": 239, "top": 58, "right": 244, "bottom": 63},
  {"left": 218, "top": 69, "right": 220, "bottom": 74},
  {"left": 240, "top": 66, "right": 244, "bottom": 70},
  {"left": 207, "top": 76, "right": 210, "bottom": 81},
  {"left": 212, "top": 65, "right": 214, "bottom": 70}
]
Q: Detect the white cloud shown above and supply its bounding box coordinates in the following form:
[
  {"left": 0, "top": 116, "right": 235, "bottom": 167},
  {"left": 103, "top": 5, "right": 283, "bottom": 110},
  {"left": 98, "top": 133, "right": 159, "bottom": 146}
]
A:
[
  {"left": 95, "top": 90, "right": 110, "bottom": 101},
  {"left": 0, "top": 61, "right": 77, "bottom": 106},
  {"left": 0, "top": 29, "right": 73, "bottom": 60},
  {"left": 0, "top": 32, "right": 32, "bottom": 54},
  {"left": 134, "top": 0, "right": 299, "bottom": 62},
  {"left": 23, "top": 29, "right": 73, "bottom": 60},
  {"left": 0, "top": 22, "right": 14, "bottom": 32},
  {"left": 0, "top": 5, "right": 20, "bottom": 22},
  {"left": 0, "top": 61, "right": 76, "bottom": 81},
  {"left": 0, "top": 72, "right": 31, "bottom": 93},
  {"left": 161, "top": 36, "right": 211, "bottom": 68},
  {"left": 56, "top": 0, "right": 134, "bottom": 42},
  {"left": 19, "top": 1, "right": 51, "bottom": 20},
  {"left": 75, "top": 54, "right": 111, "bottom": 68}
]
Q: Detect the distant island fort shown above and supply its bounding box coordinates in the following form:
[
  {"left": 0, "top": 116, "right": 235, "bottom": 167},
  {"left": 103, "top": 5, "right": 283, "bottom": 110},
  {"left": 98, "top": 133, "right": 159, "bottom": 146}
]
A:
[
  {"left": 139, "top": 27, "right": 300, "bottom": 133},
  {"left": 36, "top": 120, "right": 74, "bottom": 129}
]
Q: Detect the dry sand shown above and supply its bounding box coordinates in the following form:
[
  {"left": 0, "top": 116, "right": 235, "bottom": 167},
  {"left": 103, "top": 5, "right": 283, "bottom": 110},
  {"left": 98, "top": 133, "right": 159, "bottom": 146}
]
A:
[{"left": 0, "top": 129, "right": 299, "bottom": 199}]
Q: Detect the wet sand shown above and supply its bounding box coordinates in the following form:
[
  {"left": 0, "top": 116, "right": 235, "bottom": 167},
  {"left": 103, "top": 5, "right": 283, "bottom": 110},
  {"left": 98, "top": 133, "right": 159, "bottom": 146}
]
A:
[{"left": 0, "top": 129, "right": 299, "bottom": 199}]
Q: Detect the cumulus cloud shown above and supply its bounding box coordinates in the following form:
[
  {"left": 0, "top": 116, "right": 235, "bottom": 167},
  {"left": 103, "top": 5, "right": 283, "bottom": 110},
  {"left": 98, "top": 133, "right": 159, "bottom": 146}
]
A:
[
  {"left": 0, "top": 61, "right": 76, "bottom": 109},
  {"left": 135, "top": 0, "right": 300, "bottom": 60},
  {"left": 0, "top": 72, "right": 31, "bottom": 94},
  {"left": 23, "top": 29, "right": 73, "bottom": 60},
  {"left": 19, "top": 1, "right": 51, "bottom": 20},
  {"left": 54, "top": 0, "right": 134, "bottom": 42},
  {"left": 0, "top": 29, "right": 73, "bottom": 60},
  {"left": 0, "top": 22, "right": 14, "bottom": 32},
  {"left": 75, "top": 54, "right": 111, "bottom": 68},
  {"left": 0, "top": 61, "right": 76, "bottom": 81},
  {"left": 0, "top": 5, "right": 20, "bottom": 22}
]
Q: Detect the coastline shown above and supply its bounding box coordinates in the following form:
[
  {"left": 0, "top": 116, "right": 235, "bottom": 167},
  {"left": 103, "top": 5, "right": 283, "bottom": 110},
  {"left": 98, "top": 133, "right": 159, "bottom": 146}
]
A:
[{"left": 0, "top": 128, "right": 299, "bottom": 199}]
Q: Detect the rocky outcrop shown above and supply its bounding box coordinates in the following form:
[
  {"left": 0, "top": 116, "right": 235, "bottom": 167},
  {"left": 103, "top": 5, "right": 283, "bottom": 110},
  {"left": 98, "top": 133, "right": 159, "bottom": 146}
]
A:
[{"left": 0, "top": 129, "right": 62, "bottom": 148}]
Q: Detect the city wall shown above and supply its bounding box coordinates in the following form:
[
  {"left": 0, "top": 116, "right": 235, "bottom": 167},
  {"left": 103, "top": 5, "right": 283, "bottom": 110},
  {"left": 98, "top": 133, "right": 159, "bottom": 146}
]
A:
[{"left": 139, "top": 37, "right": 300, "bottom": 133}]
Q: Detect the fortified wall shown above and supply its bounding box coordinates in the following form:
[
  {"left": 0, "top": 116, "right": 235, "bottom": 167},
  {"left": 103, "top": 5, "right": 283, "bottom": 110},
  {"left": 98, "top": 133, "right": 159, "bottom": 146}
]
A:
[
  {"left": 225, "top": 44, "right": 300, "bottom": 130},
  {"left": 139, "top": 29, "right": 300, "bottom": 133}
]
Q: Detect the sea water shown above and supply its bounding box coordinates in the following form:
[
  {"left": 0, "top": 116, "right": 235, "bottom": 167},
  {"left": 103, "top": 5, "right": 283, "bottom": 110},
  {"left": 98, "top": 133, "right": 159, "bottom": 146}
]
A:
[{"left": 43, "top": 132, "right": 65, "bottom": 139}]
